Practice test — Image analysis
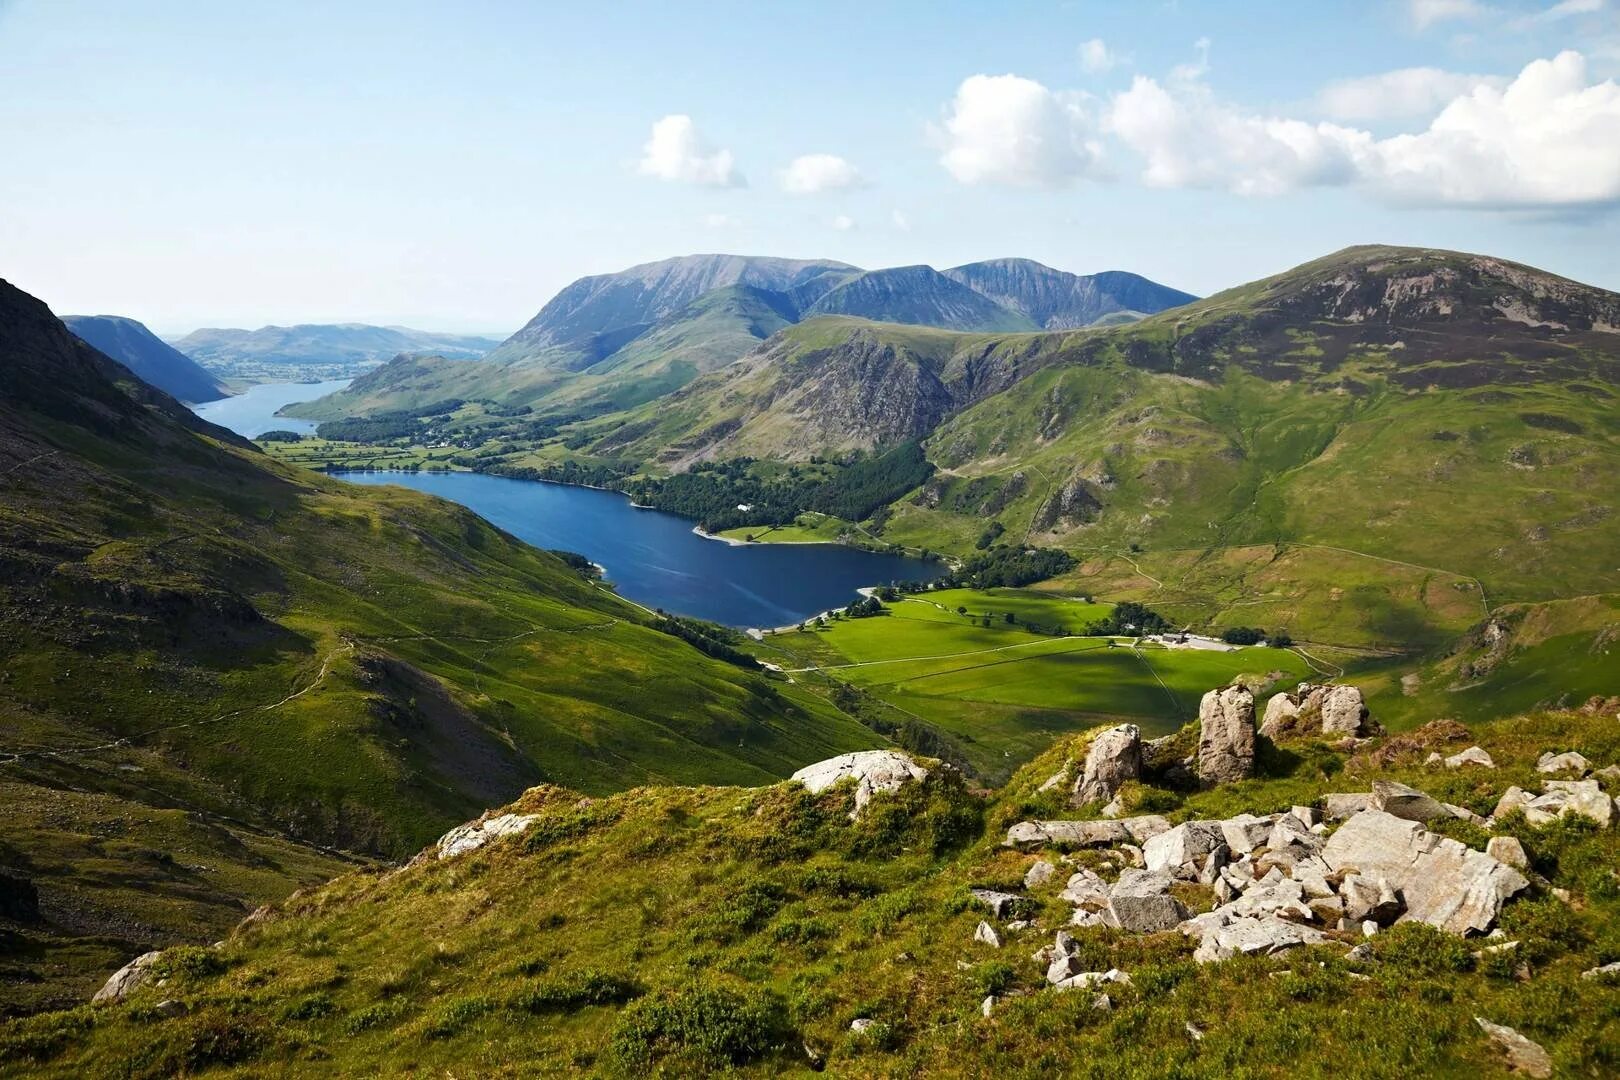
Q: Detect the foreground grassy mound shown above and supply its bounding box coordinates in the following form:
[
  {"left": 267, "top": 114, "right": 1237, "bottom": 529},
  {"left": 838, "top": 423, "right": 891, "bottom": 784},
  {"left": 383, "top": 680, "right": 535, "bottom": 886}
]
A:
[
  {"left": 13, "top": 703, "right": 1617, "bottom": 1077},
  {"left": 0, "top": 280, "right": 875, "bottom": 1012}
]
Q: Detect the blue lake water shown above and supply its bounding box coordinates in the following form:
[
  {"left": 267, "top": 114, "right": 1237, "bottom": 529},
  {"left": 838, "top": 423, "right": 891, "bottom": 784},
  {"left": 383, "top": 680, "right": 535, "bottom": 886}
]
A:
[
  {"left": 192, "top": 378, "right": 352, "bottom": 437},
  {"left": 335, "top": 470, "right": 943, "bottom": 628}
]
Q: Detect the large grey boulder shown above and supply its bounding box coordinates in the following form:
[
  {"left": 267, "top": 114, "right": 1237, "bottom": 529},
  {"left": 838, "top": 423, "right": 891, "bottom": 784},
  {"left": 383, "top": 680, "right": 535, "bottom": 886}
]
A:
[
  {"left": 1071, "top": 724, "right": 1142, "bottom": 807},
  {"left": 1319, "top": 685, "right": 1370, "bottom": 736},
  {"left": 1196, "top": 685, "right": 1256, "bottom": 784},
  {"left": 434, "top": 812, "right": 541, "bottom": 860},
  {"left": 1106, "top": 868, "right": 1190, "bottom": 932},
  {"left": 1321, "top": 793, "right": 1371, "bottom": 821},
  {"left": 1143, "top": 821, "right": 1226, "bottom": 879},
  {"left": 791, "top": 750, "right": 929, "bottom": 818},
  {"left": 1370, "top": 780, "right": 1449, "bottom": 824},
  {"left": 1536, "top": 750, "right": 1591, "bottom": 776},
  {"left": 92, "top": 951, "right": 163, "bottom": 1004},
  {"left": 1220, "top": 813, "right": 1279, "bottom": 855},
  {"left": 1445, "top": 746, "right": 1495, "bottom": 769},
  {"left": 1004, "top": 815, "right": 1169, "bottom": 850},
  {"left": 1259, "top": 683, "right": 1373, "bottom": 738},
  {"left": 1321, "top": 811, "right": 1529, "bottom": 935}
]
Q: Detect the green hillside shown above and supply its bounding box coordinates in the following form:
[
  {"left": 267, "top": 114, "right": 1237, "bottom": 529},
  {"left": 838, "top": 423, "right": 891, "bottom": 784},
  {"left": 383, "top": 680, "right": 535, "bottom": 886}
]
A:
[{"left": 0, "top": 279, "right": 877, "bottom": 1011}]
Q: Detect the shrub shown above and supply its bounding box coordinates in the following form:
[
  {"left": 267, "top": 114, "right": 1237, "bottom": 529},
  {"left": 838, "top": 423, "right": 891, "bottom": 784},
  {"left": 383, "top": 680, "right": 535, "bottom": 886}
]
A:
[
  {"left": 508, "top": 969, "right": 641, "bottom": 1013},
  {"left": 345, "top": 1000, "right": 408, "bottom": 1034},
  {"left": 609, "top": 981, "right": 788, "bottom": 1071},
  {"left": 973, "top": 961, "right": 1018, "bottom": 998},
  {"left": 1220, "top": 626, "right": 1265, "bottom": 646},
  {"left": 1372, "top": 923, "right": 1474, "bottom": 974},
  {"left": 424, "top": 996, "right": 495, "bottom": 1039},
  {"left": 281, "top": 993, "right": 337, "bottom": 1021},
  {"left": 158, "top": 945, "right": 226, "bottom": 982}
]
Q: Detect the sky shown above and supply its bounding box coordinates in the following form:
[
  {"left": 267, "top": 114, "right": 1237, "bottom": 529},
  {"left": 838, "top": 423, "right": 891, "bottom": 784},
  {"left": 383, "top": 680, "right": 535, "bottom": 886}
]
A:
[{"left": 1, "top": 0, "right": 1617, "bottom": 335}]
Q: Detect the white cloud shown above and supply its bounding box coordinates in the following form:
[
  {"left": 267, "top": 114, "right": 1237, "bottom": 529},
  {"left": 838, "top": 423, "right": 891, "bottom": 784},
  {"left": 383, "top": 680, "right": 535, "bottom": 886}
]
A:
[
  {"left": 1317, "top": 67, "right": 1506, "bottom": 122},
  {"left": 1170, "top": 37, "right": 1212, "bottom": 82},
  {"left": 831, "top": 214, "right": 856, "bottom": 231},
  {"left": 637, "top": 115, "right": 742, "bottom": 187},
  {"left": 1103, "top": 51, "right": 1620, "bottom": 208},
  {"left": 1408, "top": 0, "right": 1485, "bottom": 30},
  {"left": 1539, "top": 0, "right": 1604, "bottom": 19},
  {"left": 935, "top": 74, "right": 1104, "bottom": 187},
  {"left": 778, "top": 153, "right": 864, "bottom": 194},
  {"left": 891, "top": 209, "right": 911, "bottom": 231},
  {"left": 702, "top": 212, "right": 741, "bottom": 228},
  {"left": 1078, "top": 38, "right": 1118, "bottom": 75}
]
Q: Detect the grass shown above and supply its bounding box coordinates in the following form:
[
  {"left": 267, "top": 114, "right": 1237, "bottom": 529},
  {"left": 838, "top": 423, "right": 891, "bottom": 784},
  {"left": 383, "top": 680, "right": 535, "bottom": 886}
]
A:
[{"left": 12, "top": 703, "right": 1619, "bottom": 1077}]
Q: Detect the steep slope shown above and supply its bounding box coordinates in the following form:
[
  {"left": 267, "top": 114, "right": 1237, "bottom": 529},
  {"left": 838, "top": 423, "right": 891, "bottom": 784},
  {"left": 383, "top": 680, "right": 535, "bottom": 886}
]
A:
[
  {"left": 943, "top": 258, "right": 1197, "bottom": 328},
  {"left": 804, "top": 265, "right": 1038, "bottom": 332},
  {"left": 484, "top": 254, "right": 855, "bottom": 369},
  {"left": 61, "top": 315, "right": 229, "bottom": 403},
  {"left": 174, "top": 324, "right": 500, "bottom": 369},
  {"left": 18, "top": 703, "right": 1619, "bottom": 1076},
  {"left": 0, "top": 278, "right": 876, "bottom": 1009}
]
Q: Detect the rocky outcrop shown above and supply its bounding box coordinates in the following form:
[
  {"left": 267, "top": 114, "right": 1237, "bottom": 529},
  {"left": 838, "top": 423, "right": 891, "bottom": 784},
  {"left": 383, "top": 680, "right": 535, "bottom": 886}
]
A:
[
  {"left": 1536, "top": 750, "right": 1591, "bottom": 776},
  {"left": 1003, "top": 815, "right": 1169, "bottom": 850},
  {"left": 1197, "top": 685, "right": 1256, "bottom": 784},
  {"left": 791, "top": 750, "right": 929, "bottom": 818},
  {"left": 1493, "top": 779, "right": 1616, "bottom": 827},
  {"left": 1475, "top": 1018, "right": 1553, "bottom": 1078},
  {"left": 1260, "top": 683, "right": 1374, "bottom": 739},
  {"left": 1105, "top": 869, "right": 1189, "bottom": 932},
  {"left": 1320, "top": 810, "right": 1529, "bottom": 935},
  {"left": 432, "top": 812, "right": 541, "bottom": 861},
  {"left": 1070, "top": 724, "right": 1142, "bottom": 807},
  {"left": 92, "top": 951, "right": 162, "bottom": 1004}
]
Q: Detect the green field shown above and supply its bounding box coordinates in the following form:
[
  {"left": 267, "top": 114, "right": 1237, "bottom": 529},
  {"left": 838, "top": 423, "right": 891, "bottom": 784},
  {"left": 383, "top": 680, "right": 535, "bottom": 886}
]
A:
[{"left": 757, "top": 588, "right": 1311, "bottom": 779}]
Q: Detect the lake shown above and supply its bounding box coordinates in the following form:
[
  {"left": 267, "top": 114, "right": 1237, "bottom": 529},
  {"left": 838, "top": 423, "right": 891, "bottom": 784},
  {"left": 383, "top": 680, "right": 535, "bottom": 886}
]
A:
[
  {"left": 192, "top": 378, "right": 352, "bottom": 437},
  {"left": 336, "top": 471, "right": 943, "bottom": 628}
]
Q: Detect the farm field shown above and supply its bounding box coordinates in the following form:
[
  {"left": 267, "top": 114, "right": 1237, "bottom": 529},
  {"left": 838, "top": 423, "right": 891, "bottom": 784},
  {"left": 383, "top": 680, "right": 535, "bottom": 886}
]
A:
[{"left": 756, "top": 587, "right": 1311, "bottom": 780}]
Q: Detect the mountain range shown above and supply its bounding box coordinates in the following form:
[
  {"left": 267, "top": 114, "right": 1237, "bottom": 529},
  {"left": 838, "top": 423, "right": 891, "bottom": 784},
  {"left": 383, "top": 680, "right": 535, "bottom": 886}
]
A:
[
  {"left": 289, "top": 255, "right": 1195, "bottom": 420},
  {"left": 61, "top": 314, "right": 228, "bottom": 404},
  {"left": 173, "top": 323, "right": 504, "bottom": 372}
]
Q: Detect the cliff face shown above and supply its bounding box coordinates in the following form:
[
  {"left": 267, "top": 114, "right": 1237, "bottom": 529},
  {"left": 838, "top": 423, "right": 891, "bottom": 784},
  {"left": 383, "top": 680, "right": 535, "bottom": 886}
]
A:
[
  {"left": 803, "top": 265, "right": 1037, "bottom": 333},
  {"left": 944, "top": 259, "right": 1197, "bottom": 329}
]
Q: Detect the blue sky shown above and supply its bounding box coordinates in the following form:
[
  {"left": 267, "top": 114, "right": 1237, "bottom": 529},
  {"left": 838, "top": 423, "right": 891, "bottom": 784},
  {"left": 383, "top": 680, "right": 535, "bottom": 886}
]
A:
[{"left": 1, "top": 0, "right": 1616, "bottom": 333}]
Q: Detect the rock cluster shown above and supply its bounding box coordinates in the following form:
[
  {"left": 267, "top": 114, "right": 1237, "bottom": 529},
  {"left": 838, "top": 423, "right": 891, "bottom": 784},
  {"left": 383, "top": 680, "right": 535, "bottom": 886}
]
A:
[
  {"left": 1493, "top": 775, "right": 1617, "bottom": 828},
  {"left": 791, "top": 749, "right": 929, "bottom": 818},
  {"left": 1260, "top": 683, "right": 1374, "bottom": 739}
]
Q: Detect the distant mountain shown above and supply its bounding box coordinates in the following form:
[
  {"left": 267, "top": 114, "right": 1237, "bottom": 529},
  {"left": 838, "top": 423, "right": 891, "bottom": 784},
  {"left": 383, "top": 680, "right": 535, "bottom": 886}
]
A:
[
  {"left": 942, "top": 258, "right": 1197, "bottom": 329},
  {"left": 803, "top": 265, "right": 1038, "bottom": 332},
  {"left": 173, "top": 324, "right": 502, "bottom": 368},
  {"left": 485, "top": 254, "right": 855, "bottom": 369},
  {"left": 61, "top": 314, "right": 228, "bottom": 403}
]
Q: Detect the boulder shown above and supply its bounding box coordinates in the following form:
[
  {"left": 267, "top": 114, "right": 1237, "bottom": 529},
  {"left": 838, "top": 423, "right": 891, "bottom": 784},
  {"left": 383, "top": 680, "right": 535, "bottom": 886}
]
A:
[
  {"left": 1581, "top": 961, "right": 1620, "bottom": 981},
  {"left": 1261, "top": 683, "right": 1374, "bottom": 738},
  {"left": 1259, "top": 692, "right": 1302, "bottom": 739},
  {"left": 1196, "top": 685, "right": 1256, "bottom": 784},
  {"left": 1143, "top": 821, "right": 1226, "bottom": 878},
  {"left": 1003, "top": 815, "right": 1168, "bottom": 851},
  {"left": 1071, "top": 724, "right": 1142, "bottom": 807},
  {"left": 92, "top": 951, "right": 163, "bottom": 1004},
  {"left": 1446, "top": 746, "right": 1496, "bottom": 769},
  {"left": 791, "top": 750, "right": 929, "bottom": 818},
  {"left": 1321, "top": 793, "right": 1372, "bottom": 821},
  {"left": 974, "top": 921, "right": 1003, "bottom": 948},
  {"left": 1058, "top": 868, "right": 1111, "bottom": 908},
  {"left": 1106, "top": 869, "right": 1190, "bottom": 932},
  {"left": 1370, "top": 780, "right": 1449, "bottom": 824},
  {"left": 1321, "top": 811, "right": 1529, "bottom": 935},
  {"left": 1534, "top": 779, "right": 1613, "bottom": 827},
  {"left": 1024, "top": 860, "right": 1057, "bottom": 889},
  {"left": 433, "top": 812, "right": 541, "bottom": 861},
  {"left": 1535, "top": 750, "right": 1590, "bottom": 776},
  {"left": 1220, "top": 813, "right": 1279, "bottom": 855},
  {"left": 1188, "top": 913, "right": 1330, "bottom": 963},
  {"left": 1493, "top": 786, "right": 1533, "bottom": 821},
  {"left": 969, "top": 889, "right": 1028, "bottom": 920},
  {"left": 1485, "top": 835, "right": 1529, "bottom": 871},
  {"left": 1475, "top": 1017, "right": 1553, "bottom": 1079},
  {"left": 1319, "top": 685, "right": 1371, "bottom": 735},
  {"left": 1053, "top": 968, "right": 1132, "bottom": 992}
]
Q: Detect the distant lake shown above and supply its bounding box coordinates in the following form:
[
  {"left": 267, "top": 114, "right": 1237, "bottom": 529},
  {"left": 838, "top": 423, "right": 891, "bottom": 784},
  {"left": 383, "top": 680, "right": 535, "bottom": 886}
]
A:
[
  {"left": 336, "top": 470, "right": 944, "bottom": 628},
  {"left": 192, "top": 379, "right": 351, "bottom": 437}
]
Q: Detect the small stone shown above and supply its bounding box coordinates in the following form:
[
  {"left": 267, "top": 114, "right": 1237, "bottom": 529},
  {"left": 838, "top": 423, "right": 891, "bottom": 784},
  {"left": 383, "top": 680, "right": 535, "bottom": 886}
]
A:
[
  {"left": 1446, "top": 746, "right": 1496, "bottom": 769},
  {"left": 1059, "top": 868, "right": 1110, "bottom": 908},
  {"left": 153, "top": 999, "right": 187, "bottom": 1018},
  {"left": 1346, "top": 942, "right": 1374, "bottom": 962},
  {"left": 92, "top": 951, "right": 163, "bottom": 1004},
  {"left": 981, "top": 995, "right": 995, "bottom": 1017},
  {"left": 1486, "top": 835, "right": 1529, "bottom": 870},
  {"left": 974, "top": 921, "right": 1003, "bottom": 948},
  {"left": 970, "top": 889, "right": 1028, "bottom": 920},
  {"left": 1091, "top": 992, "right": 1113, "bottom": 1011},
  {"left": 1475, "top": 1017, "right": 1553, "bottom": 1078},
  {"left": 1290, "top": 805, "right": 1323, "bottom": 828},
  {"left": 1006, "top": 919, "right": 1032, "bottom": 932},
  {"left": 792, "top": 750, "right": 929, "bottom": 818},
  {"left": 1581, "top": 961, "right": 1620, "bottom": 981},
  {"left": 1024, "top": 860, "right": 1057, "bottom": 889},
  {"left": 1185, "top": 1022, "right": 1205, "bottom": 1042},
  {"left": 850, "top": 1017, "right": 877, "bottom": 1034},
  {"left": 1362, "top": 920, "right": 1378, "bottom": 937}
]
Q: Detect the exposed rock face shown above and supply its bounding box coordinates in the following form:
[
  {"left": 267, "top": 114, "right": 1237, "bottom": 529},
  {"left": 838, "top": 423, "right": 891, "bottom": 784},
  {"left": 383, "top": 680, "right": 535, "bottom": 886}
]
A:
[
  {"left": 1496, "top": 779, "right": 1616, "bottom": 827},
  {"left": 970, "top": 889, "right": 1029, "bottom": 920},
  {"left": 1003, "top": 816, "right": 1169, "bottom": 850},
  {"left": 1536, "top": 751, "right": 1591, "bottom": 776},
  {"left": 1106, "top": 869, "right": 1190, "bottom": 932},
  {"left": 1320, "top": 811, "right": 1529, "bottom": 935},
  {"left": 1144, "top": 821, "right": 1226, "bottom": 878},
  {"left": 1486, "top": 835, "right": 1530, "bottom": 870},
  {"left": 1071, "top": 724, "right": 1142, "bottom": 807},
  {"left": 1196, "top": 686, "right": 1256, "bottom": 784},
  {"left": 791, "top": 750, "right": 929, "bottom": 818},
  {"left": 433, "top": 812, "right": 541, "bottom": 861},
  {"left": 1321, "top": 793, "right": 1372, "bottom": 820},
  {"left": 92, "top": 951, "right": 162, "bottom": 1004},
  {"left": 1260, "top": 683, "right": 1374, "bottom": 739}
]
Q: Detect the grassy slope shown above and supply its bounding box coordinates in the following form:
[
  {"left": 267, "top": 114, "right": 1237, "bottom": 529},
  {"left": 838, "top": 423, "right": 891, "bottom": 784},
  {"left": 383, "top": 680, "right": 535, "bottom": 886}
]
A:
[
  {"left": 12, "top": 703, "right": 1618, "bottom": 1077},
  {"left": 753, "top": 591, "right": 1311, "bottom": 779}
]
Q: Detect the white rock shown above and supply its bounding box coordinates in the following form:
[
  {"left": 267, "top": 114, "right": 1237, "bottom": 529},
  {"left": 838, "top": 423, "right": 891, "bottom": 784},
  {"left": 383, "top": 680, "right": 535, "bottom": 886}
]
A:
[
  {"left": 1370, "top": 780, "right": 1449, "bottom": 823},
  {"left": 1197, "top": 685, "right": 1256, "bottom": 784},
  {"left": 850, "top": 1017, "right": 877, "bottom": 1035},
  {"left": 1059, "top": 868, "right": 1110, "bottom": 908},
  {"left": 1534, "top": 779, "right": 1613, "bottom": 827},
  {"left": 92, "top": 951, "right": 163, "bottom": 1004},
  {"left": 974, "top": 921, "right": 1003, "bottom": 948},
  {"left": 1072, "top": 724, "right": 1143, "bottom": 806},
  {"left": 1475, "top": 1017, "right": 1553, "bottom": 1079},
  {"left": 981, "top": 995, "right": 996, "bottom": 1017},
  {"left": 1054, "top": 968, "right": 1132, "bottom": 992},
  {"left": 1319, "top": 685, "right": 1371, "bottom": 736},
  {"left": 1024, "top": 860, "right": 1057, "bottom": 889},
  {"left": 1485, "top": 835, "right": 1529, "bottom": 870},
  {"left": 970, "top": 889, "right": 1026, "bottom": 920},
  {"left": 1581, "top": 961, "right": 1620, "bottom": 981},
  {"left": 1192, "top": 915, "right": 1329, "bottom": 963},
  {"left": 1220, "top": 813, "right": 1278, "bottom": 855},
  {"left": 1536, "top": 751, "right": 1591, "bottom": 776},
  {"left": 1107, "top": 868, "right": 1190, "bottom": 932},
  {"left": 791, "top": 750, "right": 929, "bottom": 818},
  {"left": 1320, "top": 811, "right": 1529, "bottom": 935},
  {"left": 1143, "top": 821, "right": 1225, "bottom": 878},
  {"left": 433, "top": 812, "right": 540, "bottom": 860},
  {"left": 1446, "top": 746, "right": 1496, "bottom": 769},
  {"left": 1321, "top": 793, "right": 1371, "bottom": 821},
  {"left": 1260, "top": 691, "right": 1302, "bottom": 738}
]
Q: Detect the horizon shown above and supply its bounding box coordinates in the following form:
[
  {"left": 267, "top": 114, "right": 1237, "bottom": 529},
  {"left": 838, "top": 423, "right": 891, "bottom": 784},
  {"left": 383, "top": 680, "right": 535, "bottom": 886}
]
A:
[{"left": 2, "top": 0, "right": 1617, "bottom": 333}]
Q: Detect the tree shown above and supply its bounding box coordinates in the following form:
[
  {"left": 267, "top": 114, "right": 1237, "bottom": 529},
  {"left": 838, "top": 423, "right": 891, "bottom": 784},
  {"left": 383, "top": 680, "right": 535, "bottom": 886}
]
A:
[
  {"left": 1003, "top": 612, "right": 1016, "bottom": 625},
  {"left": 1270, "top": 632, "right": 1294, "bottom": 648},
  {"left": 956, "top": 606, "right": 968, "bottom": 616},
  {"left": 1221, "top": 626, "right": 1265, "bottom": 646}
]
